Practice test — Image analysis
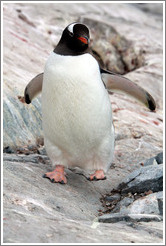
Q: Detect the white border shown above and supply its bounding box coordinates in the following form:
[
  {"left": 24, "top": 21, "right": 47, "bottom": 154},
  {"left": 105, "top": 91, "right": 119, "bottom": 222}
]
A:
[
  {"left": 1, "top": 0, "right": 165, "bottom": 3},
  {"left": 162, "top": 1, "right": 165, "bottom": 245},
  {"left": 1, "top": 1, "right": 165, "bottom": 245},
  {"left": 1, "top": 1, "right": 4, "bottom": 245}
]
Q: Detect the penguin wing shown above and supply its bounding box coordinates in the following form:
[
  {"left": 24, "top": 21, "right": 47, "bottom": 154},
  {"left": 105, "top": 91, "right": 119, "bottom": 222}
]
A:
[
  {"left": 101, "top": 68, "right": 156, "bottom": 111},
  {"left": 24, "top": 73, "right": 43, "bottom": 104},
  {"left": 24, "top": 69, "right": 156, "bottom": 111}
]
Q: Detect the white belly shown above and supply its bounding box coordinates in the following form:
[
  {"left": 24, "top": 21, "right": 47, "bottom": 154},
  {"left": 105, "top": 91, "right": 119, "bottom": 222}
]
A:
[{"left": 42, "top": 52, "right": 114, "bottom": 171}]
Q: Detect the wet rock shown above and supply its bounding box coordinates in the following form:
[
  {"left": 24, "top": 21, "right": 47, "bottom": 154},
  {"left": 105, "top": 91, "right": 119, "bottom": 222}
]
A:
[
  {"left": 98, "top": 213, "right": 162, "bottom": 223},
  {"left": 118, "top": 165, "right": 163, "bottom": 194}
]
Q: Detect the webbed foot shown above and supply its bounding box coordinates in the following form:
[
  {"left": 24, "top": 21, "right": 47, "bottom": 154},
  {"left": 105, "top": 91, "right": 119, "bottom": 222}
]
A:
[
  {"left": 43, "top": 165, "right": 67, "bottom": 184},
  {"left": 88, "top": 169, "right": 106, "bottom": 181}
]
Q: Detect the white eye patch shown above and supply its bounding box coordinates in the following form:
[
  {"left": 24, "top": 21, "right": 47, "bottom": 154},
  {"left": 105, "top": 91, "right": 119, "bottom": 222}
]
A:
[{"left": 67, "top": 23, "right": 77, "bottom": 34}]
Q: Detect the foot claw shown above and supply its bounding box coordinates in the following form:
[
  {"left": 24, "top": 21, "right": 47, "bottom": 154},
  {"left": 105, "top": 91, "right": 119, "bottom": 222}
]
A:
[
  {"left": 88, "top": 170, "right": 106, "bottom": 181},
  {"left": 60, "top": 180, "right": 65, "bottom": 184},
  {"left": 43, "top": 165, "right": 67, "bottom": 184}
]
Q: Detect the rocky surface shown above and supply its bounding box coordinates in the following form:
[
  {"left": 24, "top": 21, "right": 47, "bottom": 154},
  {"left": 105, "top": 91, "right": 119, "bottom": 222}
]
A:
[
  {"left": 3, "top": 152, "right": 163, "bottom": 243},
  {"left": 99, "top": 154, "right": 163, "bottom": 228},
  {"left": 142, "top": 152, "right": 163, "bottom": 166},
  {"left": 98, "top": 213, "right": 162, "bottom": 223},
  {"left": 118, "top": 164, "right": 163, "bottom": 194},
  {"left": 3, "top": 2, "right": 163, "bottom": 244}
]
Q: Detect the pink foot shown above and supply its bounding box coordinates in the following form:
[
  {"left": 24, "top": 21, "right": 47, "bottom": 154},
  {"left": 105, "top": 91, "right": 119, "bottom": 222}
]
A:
[
  {"left": 43, "top": 165, "right": 67, "bottom": 184},
  {"left": 88, "top": 169, "right": 106, "bottom": 181}
]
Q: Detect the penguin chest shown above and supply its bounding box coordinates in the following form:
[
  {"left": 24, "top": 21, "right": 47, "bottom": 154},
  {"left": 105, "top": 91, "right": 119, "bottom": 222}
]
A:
[{"left": 42, "top": 52, "right": 112, "bottom": 151}]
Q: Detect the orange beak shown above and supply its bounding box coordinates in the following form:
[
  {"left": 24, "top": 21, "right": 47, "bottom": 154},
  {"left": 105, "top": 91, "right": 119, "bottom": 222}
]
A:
[{"left": 77, "top": 36, "right": 89, "bottom": 44}]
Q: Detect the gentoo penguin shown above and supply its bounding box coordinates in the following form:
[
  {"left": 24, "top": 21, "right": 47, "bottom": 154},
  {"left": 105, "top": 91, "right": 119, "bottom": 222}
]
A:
[{"left": 24, "top": 23, "right": 156, "bottom": 184}]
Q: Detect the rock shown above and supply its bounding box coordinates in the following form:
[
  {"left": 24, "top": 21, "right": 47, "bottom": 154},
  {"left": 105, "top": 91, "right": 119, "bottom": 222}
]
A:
[
  {"left": 134, "top": 3, "right": 163, "bottom": 16},
  {"left": 37, "top": 146, "right": 47, "bottom": 156},
  {"left": 3, "top": 146, "right": 15, "bottom": 154},
  {"left": 105, "top": 193, "right": 121, "bottom": 202},
  {"left": 98, "top": 213, "right": 162, "bottom": 223},
  {"left": 3, "top": 152, "right": 164, "bottom": 243},
  {"left": 119, "top": 192, "right": 163, "bottom": 215},
  {"left": 3, "top": 153, "right": 49, "bottom": 164},
  {"left": 157, "top": 192, "right": 163, "bottom": 215},
  {"left": 139, "top": 152, "right": 163, "bottom": 167},
  {"left": 155, "top": 152, "right": 163, "bottom": 164},
  {"left": 79, "top": 17, "right": 144, "bottom": 74},
  {"left": 112, "top": 197, "right": 134, "bottom": 213},
  {"left": 142, "top": 157, "right": 158, "bottom": 167},
  {"left": 118, "top": 165, "right": 163, "bottom": 194},
  {"left": 3, "top": 96, "right": 43, "bottom": 148}
]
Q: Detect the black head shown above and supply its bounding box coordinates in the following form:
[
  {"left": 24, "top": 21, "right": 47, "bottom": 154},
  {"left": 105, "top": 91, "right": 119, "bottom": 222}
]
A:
[{"left": 54, "top": 22, "right": 90, "bottom": 56}]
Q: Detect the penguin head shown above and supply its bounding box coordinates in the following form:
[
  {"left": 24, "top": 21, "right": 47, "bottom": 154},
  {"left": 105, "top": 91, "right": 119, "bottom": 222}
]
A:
[
  {"left": 66, "top": 22, "right": 89, "bottom": 47},
  {"left": 55, "top": 22, "right": 90, "bottom": 55}
]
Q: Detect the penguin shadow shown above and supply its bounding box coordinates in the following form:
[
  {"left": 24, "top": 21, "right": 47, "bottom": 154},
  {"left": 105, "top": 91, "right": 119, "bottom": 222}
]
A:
[
  {"left": 42, "top": 164, "right": 108, "bottom": 196},
  {"left": 64, "top": 167, "right": 109, "bottom": 195}
]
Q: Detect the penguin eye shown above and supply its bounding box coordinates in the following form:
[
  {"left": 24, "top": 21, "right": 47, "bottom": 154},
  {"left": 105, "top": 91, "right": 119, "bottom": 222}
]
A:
[{"left": 68, "top": 31, "right": 74, "bottom": 37}]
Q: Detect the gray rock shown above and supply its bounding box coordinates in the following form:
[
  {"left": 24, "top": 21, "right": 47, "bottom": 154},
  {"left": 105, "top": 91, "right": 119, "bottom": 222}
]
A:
[
  {"left": 3, "top": 153, "right": 164, "bottom": 243},
  {"left": 157, "top": 192, "right": 163, "bottom": 215},
  {"left": 140, "top": 152, "right": 163, "bottom": 167},
  {"left": 112, "top": 197, "right": 134, "bottom": 213},
  {"left": 120, "top": 197, "right": 134, "bottom": 207},
  {"left": 105, "top": 193, "right": 121, "bottom": 202},
  {"left": 134, "top": 3, "right": 163, "bottom": 16},
  {"left": 98, "top": 213, "right": 162, "bottom": 223},
  {"left": 155, "top": 152, "right": 163, "bottom": 164},
  {"left": 79, "top": 17, "right": 144, "bottom": 74},
  {"left": 3, "top": 154, "right": 49, "bottom": 164},
  {"left": 119, "top": 192, "right": 163, "bottom": 215},
  {"left": 3, "top": 146, "right": 15, "bottom": 154},
  {"left": 142, "top": 157, "right": 158, "bottom": 167},
  {"left": 118, "top": 165, "right": 163, "bottom": 194},
  {"left": 37, "top": 147, "right": 47, "bottom": 156},
  {"left": 3, "top": 95, "right": 43, "bottom": 148}
]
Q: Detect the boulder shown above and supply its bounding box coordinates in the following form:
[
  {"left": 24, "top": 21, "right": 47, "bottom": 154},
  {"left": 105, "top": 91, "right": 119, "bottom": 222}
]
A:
[
  {"left": 118, "top": 192, "right": 163, "bottom": 215},
  {"left": 118, "top": 164, "right": 163, "bottom": 194}
]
